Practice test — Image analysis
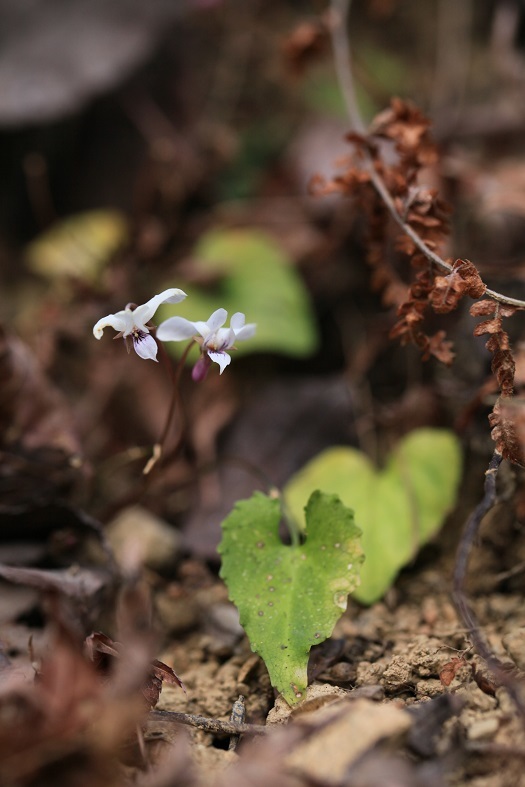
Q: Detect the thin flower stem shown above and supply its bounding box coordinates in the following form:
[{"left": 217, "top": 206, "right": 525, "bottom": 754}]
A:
[
  {"left": 278, "top": 493, "right": 302, "bottom": 548},
  {"left": 329, "top": 0, "right": 525, "bottom": 311},
  {"left": 143, "top": 338, "right": 195, "bottom": 475}
]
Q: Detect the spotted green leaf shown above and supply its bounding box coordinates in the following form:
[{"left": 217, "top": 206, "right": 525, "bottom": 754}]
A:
[{"left": 218, "top": 490, "right": 363, "bottom": 705}]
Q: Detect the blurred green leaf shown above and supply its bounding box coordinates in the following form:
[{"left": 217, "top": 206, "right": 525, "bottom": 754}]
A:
[
  {"left": 219, "top": 490, "right": 363, "bottom": 705},
  {"left": 159, "top": 228, "right": 318, "bottom": 361},
  {"left": 26, "top": 209, "right": 128, "bottom": 285},
  {"left": 284, "top": 429, "right": 462, "bottom": 605}
]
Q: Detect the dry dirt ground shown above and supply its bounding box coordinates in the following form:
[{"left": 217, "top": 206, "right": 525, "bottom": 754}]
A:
[{"left": 136, "top": 483, "right": 525, "bottom": 787}]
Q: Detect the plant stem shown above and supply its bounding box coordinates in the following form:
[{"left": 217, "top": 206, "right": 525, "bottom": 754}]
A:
[
  {"left": 278, "top": 493, "right": 302, "bottom": 547},
  {"left": 143, "top": 338, "right": 195, "bottom": 475}
]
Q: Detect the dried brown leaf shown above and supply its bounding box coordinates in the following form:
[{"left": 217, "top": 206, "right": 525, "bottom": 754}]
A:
[
  {"left": 470, "top": 299, "right": 498, "bottom": 317},
  {"left": 492, "top": 348, "right": 516, "bottom": 397},
  {"left": 457, "top": 259, "right": 486, "bottom": 298},
  {"left": 473, "top": 317, "right": 504, "bottom": 337},
  {"left": 282, "top": 20, "right": 329, "bottom": 75},
  {"left": 0, "top": 615, "right": 143, "bottom": 787},
  {"left": 424, "top": 331, "right": 455, "bottom": 365},
  {"left": 85, "top": 631, "right": 184, "bottom": 708},
  {"left": 439, "top": 657, "right": 467, "bottom": 688},
  {"left": 489, "top": 396, "right": 524, "bottom": 465},
  {"left": 369, "top": 97, "right": 438, "bottom": 168},
  {"left": 430, "top": 260, "right": 485, "bottom": 314}
]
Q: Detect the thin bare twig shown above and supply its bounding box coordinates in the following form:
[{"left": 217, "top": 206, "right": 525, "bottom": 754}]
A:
[
  {"left": 149, "top": 708, "right": 267, "bottom": 737},
  {"left": 328, "top": 0, "right": 525, "bottom": 310},
  {"left": 330, "top": 0, "right": 365, "bottom": 135},
  {"left": 453, "top": 451, "right": 525, "bottom": 723}
]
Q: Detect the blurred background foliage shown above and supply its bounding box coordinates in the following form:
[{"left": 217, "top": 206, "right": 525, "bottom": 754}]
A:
[{"left": 2, "top": 0, "right": 525, "bottom": 522}]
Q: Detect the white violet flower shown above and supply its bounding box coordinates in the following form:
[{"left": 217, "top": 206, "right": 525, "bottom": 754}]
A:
[
  {"left": 157, "top": 308, "right": 256, "bottom": 380},
  {"left": 93, "top": 288, "right": 187, "bottom": 361}
]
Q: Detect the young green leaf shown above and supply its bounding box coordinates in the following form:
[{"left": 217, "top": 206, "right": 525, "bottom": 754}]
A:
[
  {"left": 158, "top": 228, "right": 319, "bottom": 360},
  {"left": 218, "top": 490, "right": 363, "bottom": 705},
  {"left": 284, "top": 428, "right": 462, "bottom": 605},
  {"left": 26, "top": 209, "right": 128, "bottom": 286}
]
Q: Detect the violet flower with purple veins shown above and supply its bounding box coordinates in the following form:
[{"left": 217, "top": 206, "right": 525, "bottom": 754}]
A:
[
  {"left": 157, "top": 308, "right": 256, "bottom": 380},
  {"left": 93, "top": 288, "right": 187, "bottom": 361}
]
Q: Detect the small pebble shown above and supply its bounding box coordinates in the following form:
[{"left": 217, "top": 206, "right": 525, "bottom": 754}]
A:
[
  {"left": 502, "top": 629, "right": 525, "bottom": 671},
  {"left": 106, "top": 505, "right": 182, "bottom": 571},
  {"left": 467, "top": 716, "right": 500, "bottom": 741}
]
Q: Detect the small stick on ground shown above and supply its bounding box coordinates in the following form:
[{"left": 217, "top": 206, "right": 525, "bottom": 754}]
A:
[
  {"left": 149, "top": 709, "right": 267, "bottom": 737},
  {"left": 228, "top": 694, "right": 246, "bottom": 751}
]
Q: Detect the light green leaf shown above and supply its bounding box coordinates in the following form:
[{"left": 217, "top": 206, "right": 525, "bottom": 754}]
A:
[
  {"left": 26, "top": 209, "right": 128, "bottom": 284},
  {"left": 284, "top": 429, "right": 462, "bottom": 605},
  {"left": 159, "top": 228, "right": 318, "bottom": 360},
  {"left": 218, "top": 490, "right": 363, "bottom": 705}
]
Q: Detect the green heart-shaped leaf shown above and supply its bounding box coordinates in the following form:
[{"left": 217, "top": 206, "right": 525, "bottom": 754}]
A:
[
  {"left": 218, "top": 491, "right": 363, "bottom": 705},
  {"left": 284, "top": 429, "right": 462, "bottom": 605},
  {"left": 159, "top": 228, "right": 318, "bottom": 360}
]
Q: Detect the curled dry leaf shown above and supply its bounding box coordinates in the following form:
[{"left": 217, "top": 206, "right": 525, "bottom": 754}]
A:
[
  {"left": 490, "top": 347, "right": 516, "bottom": 398},
  {"left": 473, "top": 317, "right": 507, "bottom": 337},
  {"left": 321, "top": 100, "right": 458, "bottom": 365},
  {"left": 85, "top": 631, "right": 185, "bottom": 708},
  {"left": 282, "top": 19, "right": 329, "bottom": 76},
  {"left": 369, "top": 97, "right": 437, "bottom": 167},
  {"left": 430, "top": 259, "right": 486, "bottom": 314},
  {"left": 0, "top": 616, "right": 144, "bottom": 787},
  {"left": 439, "top": 657, "right": 467, "bottom": 688},
  {"left": 468, "top": 660, "right": 521, "bottom": 698},
  {"left": 458, "top": 259, "right": 486, "bottom": 298},
  {"left": 470, "top": 299, "right": 498, "bottom": 317},
  {"left": 471, "top": 302, "right": 521, "bottom": 459},
  {"left": 473, "top": 307, "right": 516, "bottom": 398},
  {"left": 424, "top": 330, "right": 455, "bottom": 365},
  {"left": 489, "top": 396, "right": 525, "bottom": 466}
]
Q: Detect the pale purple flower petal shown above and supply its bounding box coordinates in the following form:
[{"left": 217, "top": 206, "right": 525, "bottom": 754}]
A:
[
  {"left": 228, "top": 312, "right": 256, "bottom": 341},
  {"left": 206, "top": 308, "right": 228, "bottom": 332},
  {"left": 156, "top": 306, "right": 256, "bottom": 379},
  {"left": 133, "top": 332, "right": 158, "bottom": 361},
  {"left": 230, "top": 312, "right": 245, "bottom": 330},
  {"left": 93, "top": 287, "right": 186, "bottom": 360},
  {"left": 157, "top": 316, "right": 199, "bottom": 341},
  {"left": 208, "top": 351, "right": 231, "bottom": 373},
  {"left": 93, "top": 311, "right": 132, "bottom": 339},
  {"left": 192, "top": 321, "right": 215, "bottom": 339},
  {"left": 233, "top": 323, "right": 256, "bottom": 341},
  {"left": 133, "top": 288, "right": 187, "bottom": 330}
]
